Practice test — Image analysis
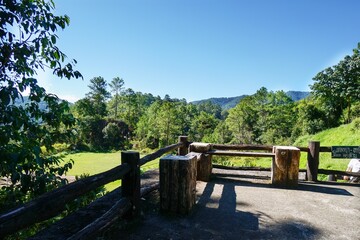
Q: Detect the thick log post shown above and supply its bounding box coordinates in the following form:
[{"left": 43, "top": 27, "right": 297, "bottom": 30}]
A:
[
  {"left": 189, "top": 142, "right": 212, "bottom": 181},
  {"left": 307, "top": 141, "right": 320, "bottom": 182},
  {"left": 121, "top": 151, "right": 140, "bottom": 218},
  {"left": 272, "top": 146, "right": 300, "bottom": 187},
  {"left": 160, "top": 154, "right": 197, "bottom": 215},
  {"left": 177, "top": 136, "right": 189, "bottom": 156}
]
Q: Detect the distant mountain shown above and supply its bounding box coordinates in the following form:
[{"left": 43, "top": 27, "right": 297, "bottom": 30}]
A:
[
  {"left": 192, "top": 91, "right": 310, "bottom": 110},
  {"left": 13, "top": 96, "right": 72, "bottom": 111},
  {"left": 286, "top": 91, "right": 310, "bottom": 101},
  {"left": 191, "top": 95, "right": 248, "bottom": 110}
]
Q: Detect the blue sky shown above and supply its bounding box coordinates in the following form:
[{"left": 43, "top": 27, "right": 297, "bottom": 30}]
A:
[{"left": 41, "top": 0, "right": 360, "bottom": 102}]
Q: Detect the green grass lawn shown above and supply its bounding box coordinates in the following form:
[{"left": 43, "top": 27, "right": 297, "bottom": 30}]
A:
[{"left": 63, "top": 151, "right": 160, "bottom": 192}]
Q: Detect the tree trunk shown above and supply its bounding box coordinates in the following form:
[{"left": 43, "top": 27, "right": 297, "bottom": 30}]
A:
[{"left": 272, "top": 146, "right": 300, "bottom": 187}]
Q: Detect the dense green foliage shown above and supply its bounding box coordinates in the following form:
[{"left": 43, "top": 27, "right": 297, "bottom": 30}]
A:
[
  {"left": 311, "top": 43, "right": 360, "bottom": 125},
  {"left": 0, "top": 0, "right": 82, "bottom": 209}
]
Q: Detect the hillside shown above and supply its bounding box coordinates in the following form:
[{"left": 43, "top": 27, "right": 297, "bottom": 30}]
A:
[
  {"left": 192, "top": 91, "right": 309, "bottom": 109},
  {"left": 294, "top": 119, "right": 360, "bottom": 146}
]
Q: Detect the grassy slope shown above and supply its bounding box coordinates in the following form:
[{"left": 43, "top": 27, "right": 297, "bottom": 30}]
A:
[
  {"left": 293, "top": 119, "right": 360, "bottom": 173},
  {"left": 219, "top": 120, "right": 359, "bottom": 174}
]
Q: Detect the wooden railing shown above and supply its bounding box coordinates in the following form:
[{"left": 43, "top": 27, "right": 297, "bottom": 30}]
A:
[
  {"left": 0, "top": 141, "right": 184, "bottom": 239},
  {"left": 0, "top": 137, "right": 357, "bottom": 238},
  {"left": 208, "top": 141, "right": 359, "bottom": 181}
]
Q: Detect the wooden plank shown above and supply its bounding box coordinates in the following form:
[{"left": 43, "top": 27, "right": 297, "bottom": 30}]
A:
[
  {"left": 140, "top": 142, "right": 183, "bottom": 166},
  {"left": 207, "top": 150, "right": 275, "bottom": 158},
  {"left": 189, "top": 142, "right": 211, "bottom": 153},
  {"left": 67, "top": 198, "right": 132, "bottom": 240},
  {"left": 318, "top": 169, "right": 360, "bottom": 177},
  {"left": 213, "top": 164, "right": 308, "bottom": 172},
  {"left": 211, "top": 144, "right": 273, "bottom": 151}
]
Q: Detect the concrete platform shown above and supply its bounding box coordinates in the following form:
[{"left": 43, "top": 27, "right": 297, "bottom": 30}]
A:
[{"left": 108, "top": 169, "right": 360, "bottom": 240}]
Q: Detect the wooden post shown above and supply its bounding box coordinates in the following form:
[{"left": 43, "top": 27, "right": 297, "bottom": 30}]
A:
[
  {"left": 177, "top": 136, "right": 188, "bottom": 156},
  {"left": 307, "top": 141, "right": 320, "bottom": 182},
  {"left": 189, "top": 142, "right": 212, "bottom": 181},
  {"left": 272, "top": 146, "right": 300, "bottom": 187},
  {"left": 121, "top": 151, "right": 140, "bottom": 218},
  {"left": 160, "top": 154, "right": 197, "bottom": 215}
]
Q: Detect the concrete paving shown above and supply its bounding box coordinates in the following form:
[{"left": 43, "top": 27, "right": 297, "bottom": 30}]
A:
[{"left": 109, "top": 169, "right": 360, "bottom": 240}]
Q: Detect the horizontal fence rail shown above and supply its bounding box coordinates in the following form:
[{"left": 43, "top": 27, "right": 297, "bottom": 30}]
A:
[
  {"left": 208, "top": 150, "right": 275, "bottom": 158},
  {"left": 212, "top": 164, "right": 308, "bottom": 172},
  {"left": 0, "top": 164, "right": 131, "bottom": 238},
  {"left": 318, "top": 169, "right": 360, "bottom": 177},
  {"left": 0, "top": 140, "right": 182, "bottom": 239},
  {"left": 140, "top": 142, "right": 184, "bottom": 166},
  {"left": 211, "top": 143, "right": 309, "bottom": 152}
]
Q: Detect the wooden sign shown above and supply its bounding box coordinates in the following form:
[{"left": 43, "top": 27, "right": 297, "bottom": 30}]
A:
[{"left": 331, "top": 146, "right": 360, "bottom": 158}]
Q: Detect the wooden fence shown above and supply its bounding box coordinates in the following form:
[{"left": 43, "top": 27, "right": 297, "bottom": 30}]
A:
[
  {"left": 0, "top": 137, "right": 358, "bottom": 238},
  {"left": 0, "top": 142, "right": 183, "bottom": 239},
  {"left": 208, "top": 140, "right": 359, "bottom": 181}
]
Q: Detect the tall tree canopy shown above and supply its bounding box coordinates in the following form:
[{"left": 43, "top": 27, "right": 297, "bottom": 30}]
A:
[
  {"left": 0, "top": 0, "right": 82, "bottom": 207},
  {"left": 311, "top": 43, "right": 360, "bottom": 124},
  {"left": 109, "top": 77, "right": 124, "bottom": 119}
]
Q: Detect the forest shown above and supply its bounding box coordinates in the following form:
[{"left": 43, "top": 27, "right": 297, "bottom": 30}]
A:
[
  {"left": 0, "top": 0, "right": 359, "bottom": 224},
  {"left": 70, "top": 70, "right": 359, "bottom": 152}
]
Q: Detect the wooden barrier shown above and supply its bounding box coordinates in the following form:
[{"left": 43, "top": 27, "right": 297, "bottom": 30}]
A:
[
  {"left": 121, "top": 151, "right": 141, "bottom": 218},
  {"left": 1, "top": 136, "right": 356, "bottom": 238},
  {"left": 272, "top": 146, "right": 300, "bottom": 187},
  {"left": 160, "top": 154, "right": 197, "bottom": 215},
  {"left": 307, "top": 141, "right": 320, "bottom": 181},
  {"left": 178, "top": 136, "right": 189, "bottom": 156},
  {"left": 0, "top": 164, "right": 131, "bottom": 238},
  {"left": 0, "top": 140, "right": 183, "bottom": 239},
  {"left": 189, "top": 142, "right": 212, "bottom": 181}
]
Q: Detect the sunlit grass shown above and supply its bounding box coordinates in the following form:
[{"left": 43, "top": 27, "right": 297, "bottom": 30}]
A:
[
  {"left": 63, "top": 151, "right": 122, "bottom": 192},
  {"left": 63, "top": 151, "right": 161, "bottom": 192}
]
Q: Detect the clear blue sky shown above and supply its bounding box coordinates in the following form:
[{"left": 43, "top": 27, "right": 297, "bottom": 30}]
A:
[{"left": 41, "top": 0, "right": 360, "bottom": 102}]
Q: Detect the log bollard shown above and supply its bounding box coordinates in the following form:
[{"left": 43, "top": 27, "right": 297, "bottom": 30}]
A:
[
  {"left": 177, "top": 136, "right": 189, "bottom": 156},
  {"left": 307, "top": 141, "right": 320, "bottom": 181},
  {"left": 121, "top": 151, "right": 140, "bottom": 218},
  {"left": 189, "top": 142, "right": 212, "bottom": 182},
  {"left": 272, "top": 146, "right": 300, "bottom": 187},
  {"left": 160, "top": 154, "right": 197, "bottom": 215}
]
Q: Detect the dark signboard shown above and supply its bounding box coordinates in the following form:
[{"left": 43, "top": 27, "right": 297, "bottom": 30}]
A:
[{"left": 331, "top": 146, "right": 360, "bottom": 159}]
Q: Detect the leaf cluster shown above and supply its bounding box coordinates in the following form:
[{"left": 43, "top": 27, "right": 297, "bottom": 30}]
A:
[{"left": 0, "top": 0, "right": 82, "bottom": 208}]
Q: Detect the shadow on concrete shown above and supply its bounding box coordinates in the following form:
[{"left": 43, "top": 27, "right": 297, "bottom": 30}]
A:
[
  {"left": 187, "top": 181, "right": 321, "bottom": 240},
  {"left": 213, "top": 173, "right": 354, "bottom": 196},
  {"left": 107, "top": 180, "right": 321, "bottom": 240}
]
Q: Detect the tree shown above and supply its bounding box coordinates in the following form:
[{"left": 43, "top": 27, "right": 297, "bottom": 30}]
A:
[
  {"left": 311, "top": 43, "right": 360, "bottom": 124},
  {"left": 109, "top": 77, "right": 124, "bottom": 119},
  {"left": 225, "top": 97, "right": 256, "bottom": 144},
  {"left": 85, "top": 76, "right": 110, "bottom": 117},
  {"left": 190, "top": 111, "right": 219, "bottom": 142},
  {"left": 225, "top": 88, "right": 295, "bottom": 145},
  {"left": 0, "top": 0, "right": 82, "bottom": 207}
]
